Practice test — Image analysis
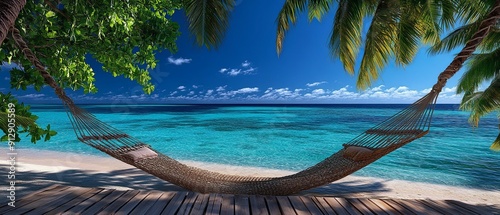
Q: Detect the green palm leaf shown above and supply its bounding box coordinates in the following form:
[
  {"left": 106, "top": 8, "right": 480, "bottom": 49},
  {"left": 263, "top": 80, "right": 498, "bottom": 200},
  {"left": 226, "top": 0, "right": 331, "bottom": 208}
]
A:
[
  {"left": 457, "top": 47, "right": 500, "bottom": 93},
  {"left": 184, "top": 0, "right": 235, "bottom": 49},
  {"left": 460, "top": 75, "right": 500, "bottom": 127},
  {"left": 429, "top": 20, "right": 499, "bottom": 54},
  {"left": 329, "top": 0, "right": 370, "bottom": 74},
  {"left": 357, "top": 0, "right": 399, "bottom": 89},
  {"left": 275, "top": 0, "right": 334, "bottom": 55},
  {"left": 429, "top": 21, "right": 480, "bottom": 54},
  {"left": 0, "top": 112, "right": 36, "bottom": 141},
  {"left": 308, "top": 0, "right": 332, "bottom": 21},
  {"left": 394, "top": 2, "right": 426, "bottom": 66}
]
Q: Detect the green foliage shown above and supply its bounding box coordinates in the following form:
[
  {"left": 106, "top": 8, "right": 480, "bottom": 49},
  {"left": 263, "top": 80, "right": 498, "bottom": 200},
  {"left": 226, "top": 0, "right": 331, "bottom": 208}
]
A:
[
  {"left": 276, "top": 0, "right": 461, "bottom": 90},
  {"left": 184, "top": 0, "right": 235, "bottom": 49},
  {"left": 429, "top": 1, "right": 499, "bottom": 149},
  {"left": 0, "top": 93, "right": 57, "bottom": 143},
  {"left": 3, "top": 0, "right": 182, "bottom": 95},
  {"left": 1, "top": 0, "right": 183, "bottom": 143}
]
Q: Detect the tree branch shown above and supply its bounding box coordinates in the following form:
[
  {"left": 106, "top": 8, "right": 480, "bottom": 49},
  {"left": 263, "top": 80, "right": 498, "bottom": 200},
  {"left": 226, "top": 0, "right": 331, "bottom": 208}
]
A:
[{"left": 43, "top": 0, "right": 70, "bottom": 21}]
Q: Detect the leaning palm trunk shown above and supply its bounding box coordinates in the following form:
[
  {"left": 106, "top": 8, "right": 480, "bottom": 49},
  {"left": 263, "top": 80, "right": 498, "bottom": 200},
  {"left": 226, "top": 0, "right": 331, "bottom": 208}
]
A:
[
  {"left": 1, "top": 1, "right": 499, "bottom": 195},
  {"left": 0, "top": 0, "right": 25, "bottom": 45}
]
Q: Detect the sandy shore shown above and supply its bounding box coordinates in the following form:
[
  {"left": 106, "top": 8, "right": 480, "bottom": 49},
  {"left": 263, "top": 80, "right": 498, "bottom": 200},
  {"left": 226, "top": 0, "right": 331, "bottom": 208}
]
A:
[{"left": 1, "top": 148, "right": 499, "bottom": 207}]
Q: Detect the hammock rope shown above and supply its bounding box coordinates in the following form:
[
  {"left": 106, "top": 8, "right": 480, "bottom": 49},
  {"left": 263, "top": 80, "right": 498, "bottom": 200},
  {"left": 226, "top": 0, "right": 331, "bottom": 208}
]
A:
[{"left": 7, "top": 1, "right": 500, "bottom": 195}]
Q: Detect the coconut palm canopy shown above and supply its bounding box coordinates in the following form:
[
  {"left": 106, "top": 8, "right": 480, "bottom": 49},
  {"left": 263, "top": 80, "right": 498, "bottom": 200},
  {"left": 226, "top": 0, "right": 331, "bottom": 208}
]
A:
[{"left": 1, "top": 0, "right": 499, "bottom": 149}]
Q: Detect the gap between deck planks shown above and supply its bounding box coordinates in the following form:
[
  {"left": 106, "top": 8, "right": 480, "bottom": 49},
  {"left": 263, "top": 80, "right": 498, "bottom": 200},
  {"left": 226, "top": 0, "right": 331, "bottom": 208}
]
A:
[{"left": 1, "top": 185, "right": 498, "bottom": 215}]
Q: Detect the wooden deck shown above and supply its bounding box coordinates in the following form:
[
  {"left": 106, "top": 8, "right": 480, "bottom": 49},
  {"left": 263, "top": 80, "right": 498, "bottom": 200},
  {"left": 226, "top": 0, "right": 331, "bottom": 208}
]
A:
[{"left": 1, "top": 184, "right": 498, "bottom": 214}]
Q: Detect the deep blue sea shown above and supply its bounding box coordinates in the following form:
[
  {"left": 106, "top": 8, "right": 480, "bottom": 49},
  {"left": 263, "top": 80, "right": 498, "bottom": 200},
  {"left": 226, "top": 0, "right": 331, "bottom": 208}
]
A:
[{"left": 7, "top": 104, "right": 500, "bottom": 190}]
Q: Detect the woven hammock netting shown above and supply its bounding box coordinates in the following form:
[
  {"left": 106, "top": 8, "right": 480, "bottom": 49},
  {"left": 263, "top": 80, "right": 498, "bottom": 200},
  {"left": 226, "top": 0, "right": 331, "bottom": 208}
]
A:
[{"left": 2, "top": 0, "right": 500, "bottom": 195}]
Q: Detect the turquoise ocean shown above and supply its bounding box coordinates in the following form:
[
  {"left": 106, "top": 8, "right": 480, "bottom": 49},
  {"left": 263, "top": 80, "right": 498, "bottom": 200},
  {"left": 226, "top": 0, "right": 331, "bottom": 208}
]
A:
[{"left": 8, "top": 104, "right": 500, "bottom": 190}]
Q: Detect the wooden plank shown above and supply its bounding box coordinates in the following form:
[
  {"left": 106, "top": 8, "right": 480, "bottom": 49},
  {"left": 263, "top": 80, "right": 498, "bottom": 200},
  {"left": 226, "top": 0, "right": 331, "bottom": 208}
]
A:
[
  {"left": 161, "top": 191, "right": 188, "bottom": 215},
  {"left": 48, "top": 188, "right": 104, "bottom": 214},
  {"left": 220, "top": 194, "right": 235, "bottom": 215},
  {"left": 97, "top": 190, "right": 141, "bottom": 215},
  {"left": 145, "top": 191, "right": 176, "bottom": 214},
  {"left": 356, "top": 198, "right": 391, "bottom": 215},
  {"left": 249, "top": 195, "right": 269, "bottom": 215},
  {"left": 8, "top": 186, "right": 81, "bottom": 214},
  {"left": 129, "top": 191, "right": 165, "bottom": 215},
  {"left": 234, "top": 195, "right": 250, "bottom": 215},
  {"left": 81, "top": 189, "right": 127, "bottom": 215},
  {"left": 0, "top": 184, "right": 69, "bottom": 214},
  {"left": 347, "top": 198, "right": 376, "bottom": 215},
  {"left": 24, "top": 186, "right": 97, "bottom": 215},
  {"left": 112, "top": 190, "right": 151, "bottom": 214},
  {"left": 276, "top": 196, "right": 296, "bottom": 215},
  {"left": 417, "top": 199, "right": 466, "bottom": 215},
  {"left": 61, "top": 189, "right": 114, "bottom": 215},
  {"left": 206, "top": 193, "right": 223, "bottom": 215},
  {"left": 299, "top": 196, "right": 323, "bottom": 215},
  {"left": 325, "top": 197, "right": 361, "bottom": 215},
  {"left": 191, "top": 193, "right": 210, "bottom": 215},
  {"left": 287, "top": 196, "right": 310, "bottom": 215},
  {"left": 445, "top": 199, "right": 494, "bottom": 215},
  {"left": 380, "top": 199, "right": 416, "bottom": 215},
  {"left": 311, "top": 197, "right": 336, "bottom": 215},
  {"left": 367, "top": 199, "right": 402, "bottom": 215},
  {"left": 177, "top": 192, "right": 199, "bottom": 215},
  {"left": 264, "top": 196, "right": 282, "bottom": 215},
  {"left": 393, "top": 199, "right": 442, "bottom": 215}
]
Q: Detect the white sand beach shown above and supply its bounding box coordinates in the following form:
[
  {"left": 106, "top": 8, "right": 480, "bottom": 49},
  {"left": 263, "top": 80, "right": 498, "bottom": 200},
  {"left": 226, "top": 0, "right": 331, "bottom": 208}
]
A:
[{"left": 1, "top": 148, "right": 499, "bottom": 207}]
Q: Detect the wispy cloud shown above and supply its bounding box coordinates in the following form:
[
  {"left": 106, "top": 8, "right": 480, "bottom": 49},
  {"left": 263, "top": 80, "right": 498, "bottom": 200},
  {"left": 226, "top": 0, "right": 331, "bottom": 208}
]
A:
[
  {"left": 306, "top": 81, "right": 327, "bottom": 87},
  {"left": 219, "top": 60, "right": 257, "bottom": 76},
  {"left": 168, "top": 57, "right": 192, "bottom": 65},
  {"left": 177, "top": 86, "right": 186, "bottom": 91},
  {"left": 242, "top": 60, "right": 251, "bottom": 67}
]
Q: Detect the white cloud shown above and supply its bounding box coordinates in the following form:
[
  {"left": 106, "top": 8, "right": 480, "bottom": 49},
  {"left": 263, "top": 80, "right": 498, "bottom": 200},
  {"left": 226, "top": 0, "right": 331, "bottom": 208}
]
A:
[
  {"left": 216, "top": 85, "right": 227, "bottom": 92},
  {"left": 177, "top": 86, "right": 186, "bottom": 91},
  {"left": 192, "top": 85, "right": 199, "bottom": 89},
  {"left": 170, "top": 91, "right": 178, "bottom": 96},
  {"left": 232, "top": 87, "right": 259, "bottom": 94},
  {"left": 312, "top": 89, "right": 325, "bottom": 95},
  {"left": 18, "top": 94, "right": 45, "bottom": 99},
  {"left": 168, "top": 57, "right": 192, "bottom": 65},
  {"left": 219, "top": 61, "right": 256, "bottom": 76},
  {"left": 242, "top": 60, "right": 251, "bottom": 67},
  {"left": 306, "top": 81, "right": 327, "bottom": 87},
  {"left": 188, "top": 91, "right": 195, "bottom": 95},
  {"left": 228, "top": 69, "right": 242, "bottom": 76},
  {"left": 206, "top": 90, "right": 214, "bottom": 96},
  {"left": 242, "top": 67, "right": 256, "bottom": 74}
]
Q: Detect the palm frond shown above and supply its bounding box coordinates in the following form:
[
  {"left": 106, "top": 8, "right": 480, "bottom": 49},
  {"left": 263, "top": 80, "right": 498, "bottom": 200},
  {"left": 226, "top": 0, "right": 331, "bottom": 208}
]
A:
[
  {"left": 394, "top": 2, "right": 425, "bottom": 66},
  {"left": 329, "top": 0, "right": 368, "bottom": 74},
  {"left": 455, "top": 0, "right": 490, "bottom": 23},
  {"left": 438, "top": 0, "right": 458, "bottom": 30},
  {"left": 479, "top": 28, "right": 500, "bottom": 52},
  {"left": 357, "top": 0, "right": 399, "bottom": 89},
  {"left": 428, "top": 21, "right": 480, "bottom": 54},
  {"left": 184, "top": 0, "right": 235, "bottom": 49},
  {"left": 276, "top": 0, "right": 309, "bottom": 55},
  {"left": 0, "top": 112, "right": 36, "bottom": 134},
  {"left": 460, "top": 76, "right": 500, "bottom": 126},
  {"left": 457, "top": 47, "right": 500, "bottom": 93},
  {"left": 308, "top": 0, "right": 332, "bottom": 21}
]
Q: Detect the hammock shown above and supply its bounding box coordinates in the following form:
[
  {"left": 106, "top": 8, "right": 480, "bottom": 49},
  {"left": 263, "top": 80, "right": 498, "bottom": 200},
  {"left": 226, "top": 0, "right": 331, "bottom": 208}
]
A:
[{"left": 7, "top": 3, "right": 500, "bottom": 195}]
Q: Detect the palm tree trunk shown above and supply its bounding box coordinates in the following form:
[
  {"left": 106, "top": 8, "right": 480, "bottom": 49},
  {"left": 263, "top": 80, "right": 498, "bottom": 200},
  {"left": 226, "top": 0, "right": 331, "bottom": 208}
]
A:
[
  {"left": 0, "top": 0, "right": 26, "bottom": 46},
  {"left": 432, "top": 0, "right": 500, "bottom": 92}
]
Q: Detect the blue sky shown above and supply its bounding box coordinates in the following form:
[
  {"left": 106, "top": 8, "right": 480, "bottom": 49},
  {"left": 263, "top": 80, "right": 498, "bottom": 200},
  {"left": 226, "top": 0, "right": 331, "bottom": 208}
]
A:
[{"left": 2, "top": 1, "right": 466, "bottom": 104}]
